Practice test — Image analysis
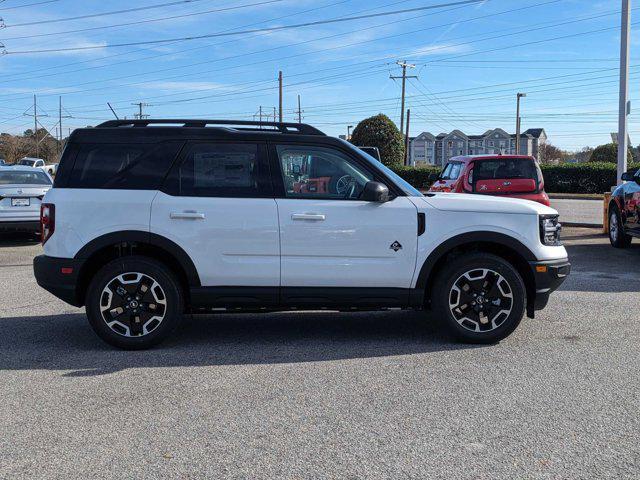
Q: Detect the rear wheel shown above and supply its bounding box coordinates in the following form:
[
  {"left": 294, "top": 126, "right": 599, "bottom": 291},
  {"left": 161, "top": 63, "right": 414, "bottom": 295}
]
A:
[
  {"left": 85, "top": 256, "right": 183, "bottom": 349},
  {"left": 609, "top": 204, "right": 632, "bottom": 248},
  {"left": 432, "top": 253, "right": 526, "bottom": 344}
]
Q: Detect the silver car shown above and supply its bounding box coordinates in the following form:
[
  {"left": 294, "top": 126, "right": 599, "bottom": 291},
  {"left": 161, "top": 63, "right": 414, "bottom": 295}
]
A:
[{"left": 0, "top": 166, "right": 53, "bottom": 234}]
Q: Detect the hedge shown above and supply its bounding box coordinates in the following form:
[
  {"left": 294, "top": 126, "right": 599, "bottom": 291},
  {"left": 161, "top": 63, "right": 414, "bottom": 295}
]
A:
[{"left": 389, "top": 162, "right": 640, "bottom": 194}]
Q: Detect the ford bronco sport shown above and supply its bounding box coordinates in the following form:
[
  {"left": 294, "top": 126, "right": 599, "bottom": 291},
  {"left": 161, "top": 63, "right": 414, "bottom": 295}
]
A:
[{"left": 33, "top": 120, "right": 570, "bottom": 349}]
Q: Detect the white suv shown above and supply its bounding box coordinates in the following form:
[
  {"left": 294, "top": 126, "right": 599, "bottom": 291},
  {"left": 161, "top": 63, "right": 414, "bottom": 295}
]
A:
[{"left": 33, "top": 120, "right": 570, "bottom": 349}]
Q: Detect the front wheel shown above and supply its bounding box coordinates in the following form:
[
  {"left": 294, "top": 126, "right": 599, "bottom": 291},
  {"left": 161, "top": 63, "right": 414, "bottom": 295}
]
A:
[
  {"left": 85, "top": 256, "right": 183, "bottom": 349},
  {"left": 432, "top": 253, "right": 526, "bottom": 344},
  {"left": 609, "top": 204, "right": 632, "bottom": 248}
]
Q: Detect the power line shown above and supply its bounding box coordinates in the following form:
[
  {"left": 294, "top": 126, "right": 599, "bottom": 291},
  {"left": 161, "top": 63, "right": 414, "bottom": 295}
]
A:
[
  {"left": 2, "top": 0, "right": 211, "bottom": 28},
  {"left": 0, "top": 0, "right": 288, "bottom": 41},
  {"left": 2, "top": 0, "right": 490, "bottom": 54},
  {"left": 0, "top": 0, "right": 60, "bottom": 11}
]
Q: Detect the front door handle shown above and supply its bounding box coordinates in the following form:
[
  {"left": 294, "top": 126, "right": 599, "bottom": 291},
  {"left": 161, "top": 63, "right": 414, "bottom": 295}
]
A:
[
  {"left": 291, "top": 213, "right": 326, "bottom": 221},
  {"left": 170, "top": 211, "right": 205, "bottom": 220}
]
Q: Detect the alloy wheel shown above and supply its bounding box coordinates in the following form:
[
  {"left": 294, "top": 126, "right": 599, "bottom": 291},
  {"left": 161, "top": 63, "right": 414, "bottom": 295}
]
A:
[
  {"left": 448, "top": 268, "right": 513, "bottom": 333},
  {"left": 100, "top": 272, "right": 167, "bottom": 337},
  {"left": 610, "top": 212, "right": 619, "bottom": 242}
]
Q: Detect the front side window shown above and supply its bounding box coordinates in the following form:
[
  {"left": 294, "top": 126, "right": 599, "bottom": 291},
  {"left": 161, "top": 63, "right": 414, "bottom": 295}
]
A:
[
  {"left": 276, "top": 145, "right": 373, "bottom": 199},
  {"left": 170, "top": 143, "right": 271, "bottom": 197}
]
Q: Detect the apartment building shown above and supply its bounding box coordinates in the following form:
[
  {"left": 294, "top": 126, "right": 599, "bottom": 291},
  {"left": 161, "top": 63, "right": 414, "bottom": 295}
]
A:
[{"left": 409, "top": 128, "right": 547, "bottom": 166}]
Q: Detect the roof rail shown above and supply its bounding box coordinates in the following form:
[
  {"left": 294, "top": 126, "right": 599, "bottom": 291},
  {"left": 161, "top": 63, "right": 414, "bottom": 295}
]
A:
[{"left": 95, "top": 119, "right": 325, "bottom": 136}]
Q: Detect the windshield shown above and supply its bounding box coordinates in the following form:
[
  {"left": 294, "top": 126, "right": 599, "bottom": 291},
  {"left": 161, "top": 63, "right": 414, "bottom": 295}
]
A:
[
  {"left": 0, "top": 170, "right": 52, "bottom": 185},
  {"left": 18, "top": 159, "right": 37, "bottom": 167},
  {"left": 342, "top": 141, "right": 423, "bottom": 197},
  {"left": 440, "top": 162, "right": 463, "bottom": 180}
]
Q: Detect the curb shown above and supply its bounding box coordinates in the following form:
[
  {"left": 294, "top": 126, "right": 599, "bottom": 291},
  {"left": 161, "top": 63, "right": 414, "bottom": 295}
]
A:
[
  {"left": 548, "top": 194, "right": 604, "bottom": 200},
  {"left": 562, "top": 222, "right": 602, "bottom": 228}
]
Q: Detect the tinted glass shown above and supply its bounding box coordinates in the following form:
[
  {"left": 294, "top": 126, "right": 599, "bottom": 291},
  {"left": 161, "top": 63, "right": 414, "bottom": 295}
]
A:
[
  {"left": 276, "top": 145, "right": 373, "bottom": 199},
  {"left": 474, "top": 158, "right": 536, "bottom": 181},
  {"left": 0, "top": 170, "right": 52, "bottom": 185},
  {"left": 68, "top": 142, "right": 182, "bottom": 189},
  {"left": 170, "top": 143, "right": 271, "bottom": 197}
]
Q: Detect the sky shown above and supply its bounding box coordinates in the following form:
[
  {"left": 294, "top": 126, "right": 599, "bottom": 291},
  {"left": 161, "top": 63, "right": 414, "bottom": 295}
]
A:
[{"left": 0, "top": 0, "right": 637, "bottom": 151}]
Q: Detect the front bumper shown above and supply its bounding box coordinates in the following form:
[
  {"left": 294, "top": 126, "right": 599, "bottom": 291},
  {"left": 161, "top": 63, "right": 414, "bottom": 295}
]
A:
[
  {"left": 527, "top": 258, "right": 571, "bottom": 316},
  {"left": 33, "top": 255, "right": 83, "bottom": 307},
  {"left": 0, "top": 220, "right": 40, "bottom": 233}
]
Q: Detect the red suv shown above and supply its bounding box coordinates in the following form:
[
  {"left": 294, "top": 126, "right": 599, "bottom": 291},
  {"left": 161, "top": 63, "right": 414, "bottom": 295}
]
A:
[{"left": 428, "top": 155, "right": 550, "bottom": 206}]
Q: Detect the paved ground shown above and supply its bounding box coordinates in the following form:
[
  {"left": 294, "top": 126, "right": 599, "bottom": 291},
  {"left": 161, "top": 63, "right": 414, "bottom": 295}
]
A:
[
  {"left": 0, "top": 229, "right": 638, "bottom": 479},
  {"left": 550, "top": 198, "right": 603, "bottom": 226}
]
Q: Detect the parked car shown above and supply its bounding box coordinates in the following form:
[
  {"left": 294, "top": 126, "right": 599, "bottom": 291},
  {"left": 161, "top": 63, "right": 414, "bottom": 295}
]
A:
[
  {"left": 0, "top": 165, "right": 53, "bottom": 234},
  {"left": 33, "top": 119, "right": 569, "bottom": 349},
  {"left": 18, "top": 157, "right": 58, "bottom": 175},
  {"left": 608, "top": 168, "right": 640, "bottom": 248},
  {"left": 428, "top": 155, "right": 550, "bottom": 206}
]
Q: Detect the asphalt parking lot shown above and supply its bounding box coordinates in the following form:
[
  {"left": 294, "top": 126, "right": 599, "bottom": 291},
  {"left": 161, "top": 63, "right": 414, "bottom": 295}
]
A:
[{"left": 0, "top": 228, "right": 638, "bottom": 479}]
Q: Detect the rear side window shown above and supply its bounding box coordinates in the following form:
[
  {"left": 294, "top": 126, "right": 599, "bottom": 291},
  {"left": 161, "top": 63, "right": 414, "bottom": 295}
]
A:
[
  {"left": 164, "top": 142, "right": 272, "bottom": 197},
  {"left": 68, "top": 142, "right": 182, "bottom": 189},
  {"left": 474, "top": 158, "right": 536, "bottom": 181}
]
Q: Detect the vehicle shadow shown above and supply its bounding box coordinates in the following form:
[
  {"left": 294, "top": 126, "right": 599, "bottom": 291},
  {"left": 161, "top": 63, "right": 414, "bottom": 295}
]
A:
[
  {"left": 0, "top": 232, "right": 40, "bottom": 247},
  {"left": 0, "top": 310, "right": 480, "bottom": 376}
]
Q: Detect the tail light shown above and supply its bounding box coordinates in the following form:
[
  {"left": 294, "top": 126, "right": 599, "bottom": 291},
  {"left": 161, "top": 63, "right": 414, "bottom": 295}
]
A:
[{"left": 40, "top": 203, "right": 55, "bottom": 245}]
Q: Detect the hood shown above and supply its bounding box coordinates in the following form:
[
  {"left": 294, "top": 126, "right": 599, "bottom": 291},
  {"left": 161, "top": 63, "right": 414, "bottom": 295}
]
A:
[
  {"left": 417, "top": 192, "right": 557, "bottom": 216},
  {"left": 0, "top": 184, "right": 51, "bottom": 197}
]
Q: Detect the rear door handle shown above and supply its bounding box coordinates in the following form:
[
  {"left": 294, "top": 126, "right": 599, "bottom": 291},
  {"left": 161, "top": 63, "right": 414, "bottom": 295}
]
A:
[
  {"left": 170, "top": 211, "right": 205, "bottom": 220},
  {"left": 291, "top": 213, "right": 325, "bottom": 221}
]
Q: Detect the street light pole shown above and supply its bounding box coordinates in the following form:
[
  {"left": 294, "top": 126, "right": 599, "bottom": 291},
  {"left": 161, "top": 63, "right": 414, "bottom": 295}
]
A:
[
  {"left": 515, "top": 92, "right": 526, "bottom": 155},
  {"left": 618, "top": 0, "right": 631, "bottom": 185}
]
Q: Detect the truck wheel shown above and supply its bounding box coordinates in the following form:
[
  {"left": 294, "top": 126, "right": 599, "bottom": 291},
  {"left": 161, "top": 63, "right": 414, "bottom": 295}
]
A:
[
  {"left": 85, "top": 256, "right": 183, "bottom": 350},
  {"left": 432, "top": 253, "right": 526, "bottom": 344},
  {"left": 609, "top": 205, "right": 632, "bottom": 248}
]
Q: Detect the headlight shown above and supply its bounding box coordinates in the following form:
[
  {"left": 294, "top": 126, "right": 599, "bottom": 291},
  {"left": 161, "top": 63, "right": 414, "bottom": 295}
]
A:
[{"left": 539, "top": 214, "right": 562, "bottom": 246}]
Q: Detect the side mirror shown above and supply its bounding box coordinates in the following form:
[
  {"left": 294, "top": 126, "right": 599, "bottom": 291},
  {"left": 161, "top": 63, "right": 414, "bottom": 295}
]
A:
[
  {"left": 362, "top": 181, "right": 389, "bottom": 202},
  {"left": 621, "top": 171, "right": 635, "bottom": 182},
  {"left": 428, "top": 173, "right": 439, "bottom": 182}
]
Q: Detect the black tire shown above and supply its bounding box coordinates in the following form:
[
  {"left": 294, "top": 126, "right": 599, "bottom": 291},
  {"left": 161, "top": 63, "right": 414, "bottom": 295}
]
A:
[
  {"left": 85, "top": 256, "right": 183, "bottom": 350},
  {"left": 432, "top": 253, "right": 526, "bottom": 344},
  {"left": 608, "top": 204, "right": 632, "bottom": 248}
]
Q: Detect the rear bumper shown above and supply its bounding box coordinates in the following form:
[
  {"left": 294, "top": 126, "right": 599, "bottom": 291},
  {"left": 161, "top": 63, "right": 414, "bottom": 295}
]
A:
[
  {"left": 528, "top": 258, "right": 571, "bottom": 315},
  {"left": 33, "top": 255, "right": 83, "bottom": 307},
  {"left": 0, "top": 220, "right": 40, "bottom": 233}
]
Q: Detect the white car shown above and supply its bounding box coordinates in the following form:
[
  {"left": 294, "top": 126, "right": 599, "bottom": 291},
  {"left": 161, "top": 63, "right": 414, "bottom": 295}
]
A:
[
  {"left": 33, "top": 119, "right": 570, "bottom": 349},
  {"left": 18, "top": 157, "right": 58, "bottom": 175},
  {"left": 0, "top": 165, "right": 53, "bottom": 234}
]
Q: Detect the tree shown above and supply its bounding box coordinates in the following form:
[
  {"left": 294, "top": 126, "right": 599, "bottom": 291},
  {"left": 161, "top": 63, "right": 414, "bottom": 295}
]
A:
[
  {"left": 349, "top": 114, "right": 405, "bottom": 166},
  {"left": 589, "top": 143, "right": 633, "bottom": 163},
  {"left": 538, "top": 142, "right": 564, "bottom": 164}
]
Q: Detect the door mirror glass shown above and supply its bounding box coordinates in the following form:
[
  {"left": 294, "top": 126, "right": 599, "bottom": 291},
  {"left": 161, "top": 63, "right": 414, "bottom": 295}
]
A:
[{"left": 361, "top": 181, "right": 389, "bottom": 202}]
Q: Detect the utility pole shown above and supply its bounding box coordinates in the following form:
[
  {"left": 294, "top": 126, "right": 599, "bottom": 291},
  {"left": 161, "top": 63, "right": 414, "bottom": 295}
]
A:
[
  {"left": 278, "top": 71, "right": 283, "bottom": 123},
  {"left": 296, "top": 94, "right": 302, "bottom": 123},
  {"left": 131, "top": 102, "right": 149, "bottom": 119},
  {"left": 618, "top": 0, "right": 631, "bottom": 185},
  {"left": 404, "top": 109, "right": 411, "bottom": 166},
  {"left": 390, "top": 60, "right": 416, "bottom": 134},
  {"left": 34, "top": 95, "right": 38, "bottom": 157},
  {"left": 107, "top": 102, "right": 119, "bottom": 119},
  {"left": 273, "top": 107, "right": 277, "bottom": 122},
  {"left": 515, "top": 92, "right": 526, "bottom": 155},
  {"left": 347, "top": 125, "right": 353, "bottom": 140}
]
